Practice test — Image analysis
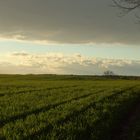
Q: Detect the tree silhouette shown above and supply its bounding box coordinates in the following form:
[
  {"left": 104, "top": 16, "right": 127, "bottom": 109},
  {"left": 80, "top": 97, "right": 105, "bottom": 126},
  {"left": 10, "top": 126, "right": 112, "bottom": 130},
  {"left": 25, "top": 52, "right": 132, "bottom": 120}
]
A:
[
  {"left": 103, "top": 70, "right": 115, "bottom": 76},
  {"left": 113, "top": 0, "right": 140, "bottom": 15}
]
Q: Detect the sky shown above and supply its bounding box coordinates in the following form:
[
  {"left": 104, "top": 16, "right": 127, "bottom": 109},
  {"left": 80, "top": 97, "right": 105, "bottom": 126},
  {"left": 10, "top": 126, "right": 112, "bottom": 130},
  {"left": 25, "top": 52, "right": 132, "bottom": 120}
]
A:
[{"left": 0, "top": 0, "right": 140, "bottom": 75}]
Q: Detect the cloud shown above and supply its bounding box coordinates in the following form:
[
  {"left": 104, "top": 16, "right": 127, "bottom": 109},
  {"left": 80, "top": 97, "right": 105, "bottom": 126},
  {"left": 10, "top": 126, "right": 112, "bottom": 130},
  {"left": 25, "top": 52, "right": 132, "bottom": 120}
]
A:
[
  {"left": 0, "top": 0, "right": 139, "bottom": 45},
  {"left": 12, "top": 52, "right": 29, "bottom": 56},
  {"left": 0, "top": 52, "right": 139, "bottom": 75}
]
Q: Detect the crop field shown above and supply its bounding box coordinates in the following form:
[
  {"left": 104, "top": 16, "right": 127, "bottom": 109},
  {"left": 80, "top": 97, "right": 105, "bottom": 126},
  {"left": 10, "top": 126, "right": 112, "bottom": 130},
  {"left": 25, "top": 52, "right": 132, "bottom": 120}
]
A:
[{"left": 0, "top": 75, "right": 140, "bottom": 140}]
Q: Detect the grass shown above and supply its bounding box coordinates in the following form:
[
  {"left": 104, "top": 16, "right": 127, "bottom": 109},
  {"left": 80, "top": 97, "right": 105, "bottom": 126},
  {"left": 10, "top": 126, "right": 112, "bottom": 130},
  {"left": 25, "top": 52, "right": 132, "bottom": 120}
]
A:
[{"left": 0, "top": 75, "right": 140, "bottom": 140}]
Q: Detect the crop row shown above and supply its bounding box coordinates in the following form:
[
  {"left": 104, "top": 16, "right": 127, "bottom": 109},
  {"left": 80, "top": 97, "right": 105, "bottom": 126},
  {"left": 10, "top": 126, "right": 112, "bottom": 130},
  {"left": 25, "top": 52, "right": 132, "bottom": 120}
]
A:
[{"left": 1, "top": 86, "right": 135, "bottom": 139}]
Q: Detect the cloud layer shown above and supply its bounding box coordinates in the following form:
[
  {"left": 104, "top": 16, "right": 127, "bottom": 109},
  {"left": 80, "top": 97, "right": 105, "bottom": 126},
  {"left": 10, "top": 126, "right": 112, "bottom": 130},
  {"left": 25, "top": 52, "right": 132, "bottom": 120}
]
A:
[
  {"left": 0, "top": 0, "right": 140, "bottom": 44},
  {"left": 0, "top": 52, "right": 139, "bottom": 75}
]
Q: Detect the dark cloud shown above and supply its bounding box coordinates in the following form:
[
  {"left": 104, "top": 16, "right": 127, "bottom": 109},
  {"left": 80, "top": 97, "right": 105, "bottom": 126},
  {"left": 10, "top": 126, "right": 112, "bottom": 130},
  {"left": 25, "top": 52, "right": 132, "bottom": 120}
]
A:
[{"left": 0, "top": 0, "right": 139, "bottom": 44}]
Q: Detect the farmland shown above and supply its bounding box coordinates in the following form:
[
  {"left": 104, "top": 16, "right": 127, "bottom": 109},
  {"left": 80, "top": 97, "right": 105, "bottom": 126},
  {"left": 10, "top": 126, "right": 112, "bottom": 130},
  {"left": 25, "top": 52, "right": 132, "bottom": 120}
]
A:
[{"left": 0, "top": 75, "right": 140, "bottom": 140}]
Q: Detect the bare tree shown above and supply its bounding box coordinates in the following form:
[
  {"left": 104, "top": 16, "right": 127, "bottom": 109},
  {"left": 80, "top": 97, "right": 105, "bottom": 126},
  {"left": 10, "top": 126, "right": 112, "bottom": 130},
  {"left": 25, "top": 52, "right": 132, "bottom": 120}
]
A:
[
  {"left": 112, "top": 0, "right": 140, "bottom": 15},
  {"left": 104, "top": 70, "right": 115, "bottom": 76}
]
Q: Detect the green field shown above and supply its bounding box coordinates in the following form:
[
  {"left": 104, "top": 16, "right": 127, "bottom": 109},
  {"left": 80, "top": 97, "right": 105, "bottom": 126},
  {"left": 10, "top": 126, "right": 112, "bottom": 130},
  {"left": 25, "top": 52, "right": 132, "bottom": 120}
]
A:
[{"left": 0, "top": 75, "right": 140, "bottom": 140}]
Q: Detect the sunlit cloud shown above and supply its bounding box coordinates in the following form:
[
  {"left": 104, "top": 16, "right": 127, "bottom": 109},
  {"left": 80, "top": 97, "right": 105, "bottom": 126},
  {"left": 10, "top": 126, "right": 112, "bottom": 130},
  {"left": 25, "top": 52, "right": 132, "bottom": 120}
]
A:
[{"left": 0, "top": 52, "right": 139, "bottom": 75}]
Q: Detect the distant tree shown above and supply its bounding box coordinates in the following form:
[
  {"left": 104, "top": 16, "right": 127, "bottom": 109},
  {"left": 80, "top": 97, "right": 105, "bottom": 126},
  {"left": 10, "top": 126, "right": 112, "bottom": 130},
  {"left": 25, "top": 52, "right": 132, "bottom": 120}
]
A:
[{"left": 104, "top": 70, "right": 115, "bottom": 76}]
